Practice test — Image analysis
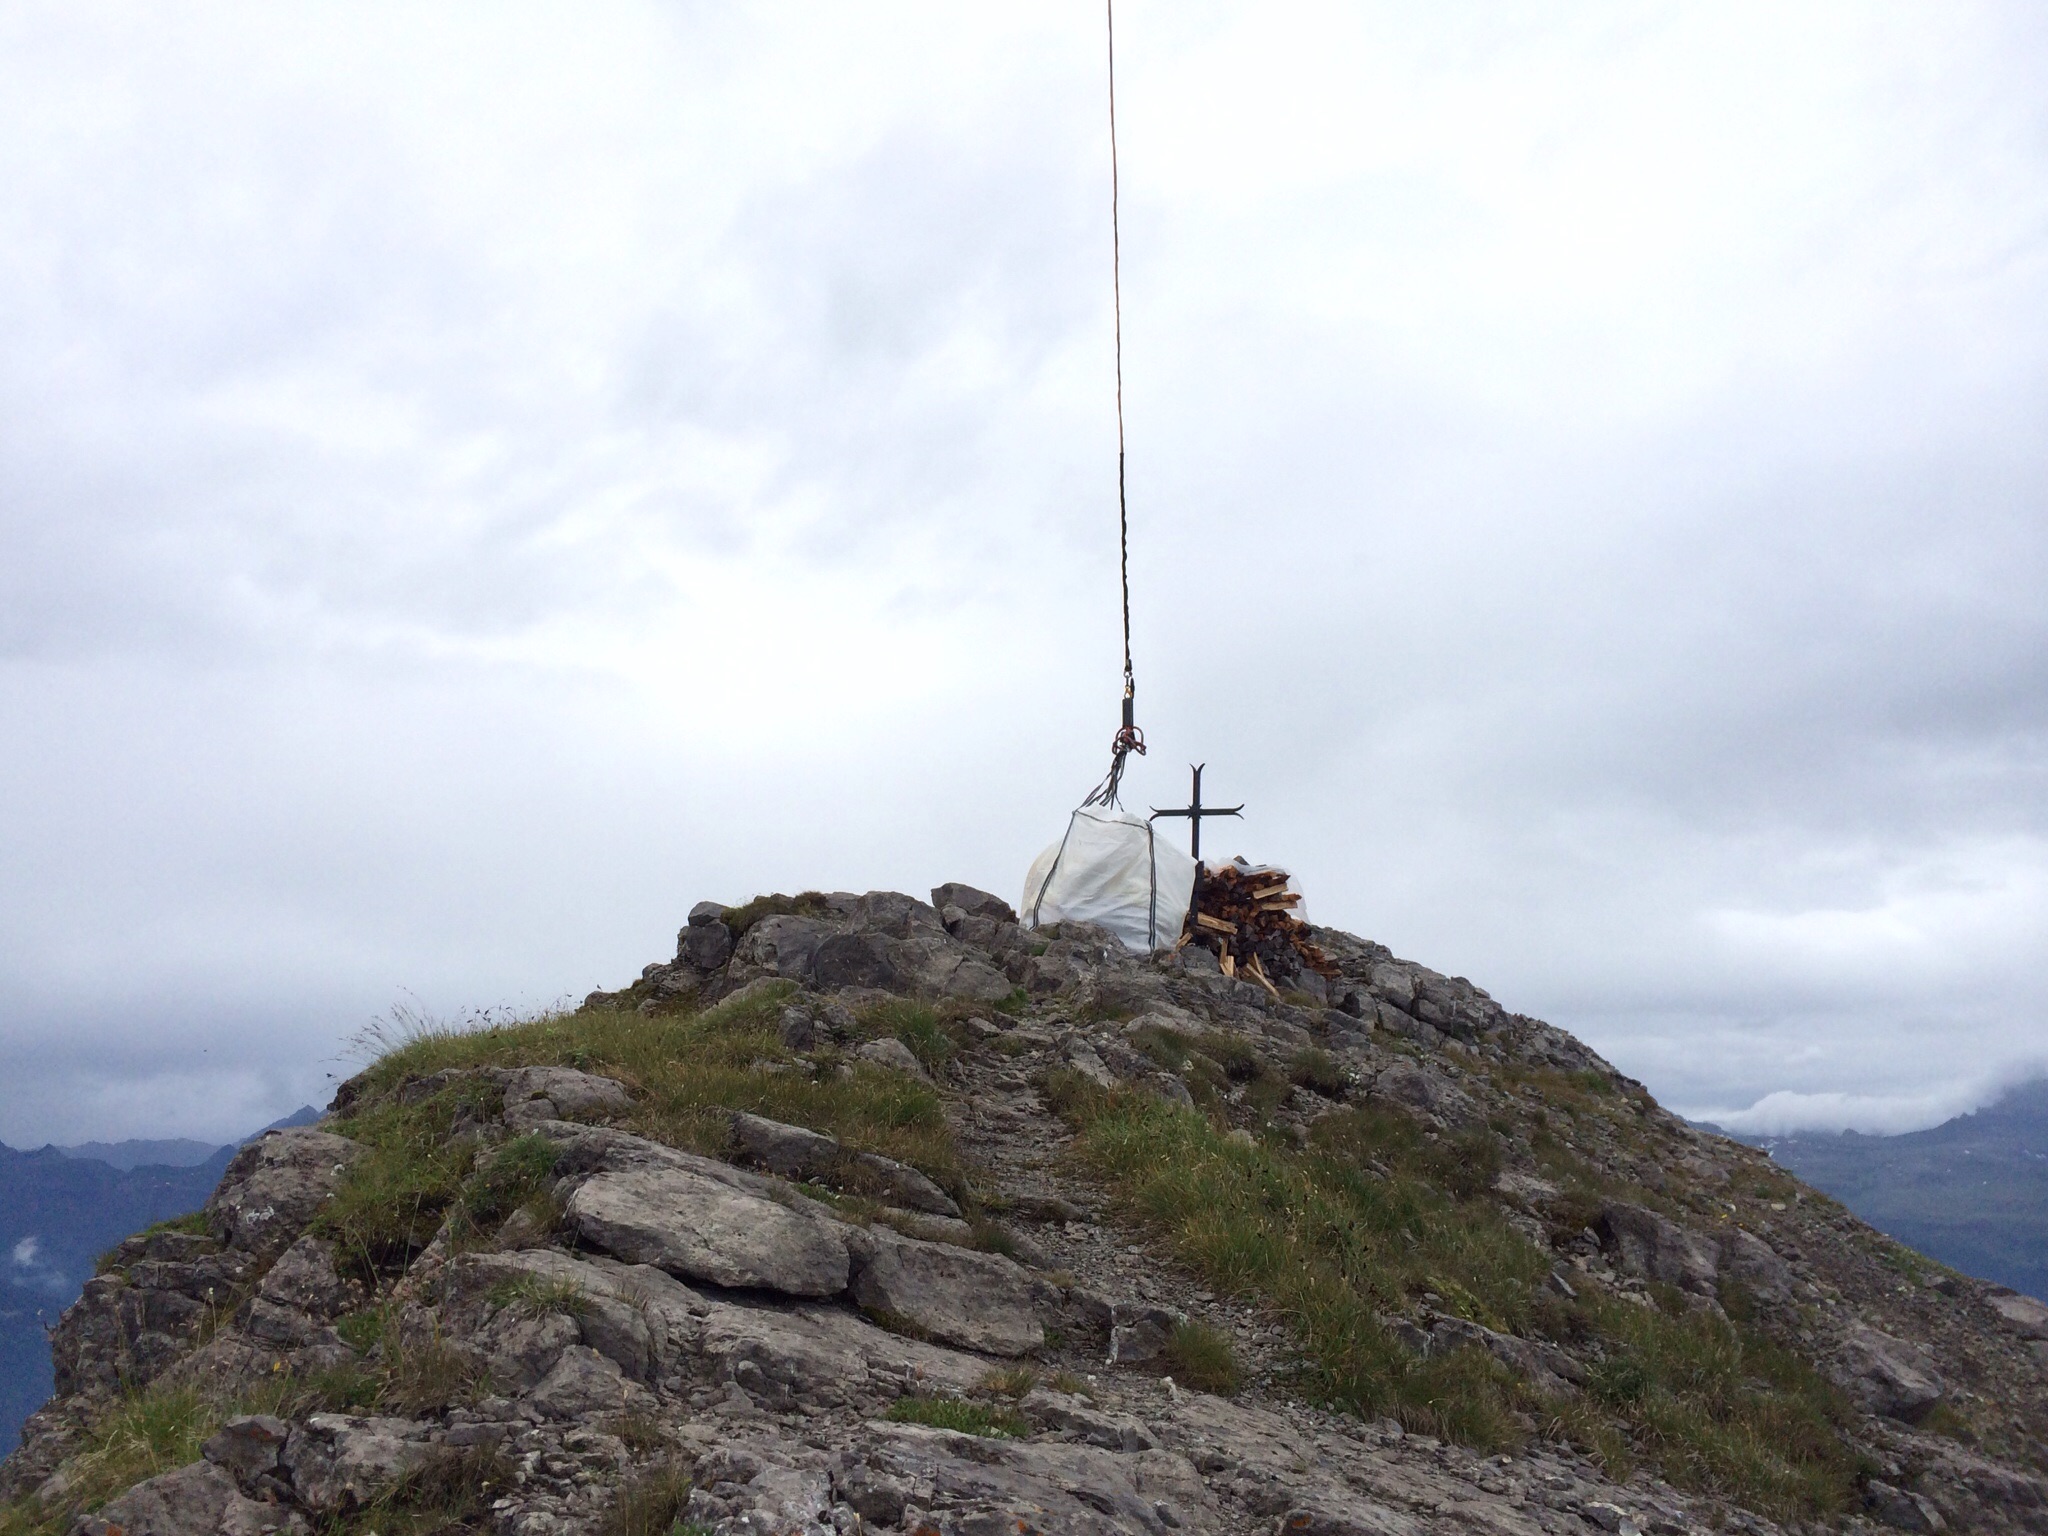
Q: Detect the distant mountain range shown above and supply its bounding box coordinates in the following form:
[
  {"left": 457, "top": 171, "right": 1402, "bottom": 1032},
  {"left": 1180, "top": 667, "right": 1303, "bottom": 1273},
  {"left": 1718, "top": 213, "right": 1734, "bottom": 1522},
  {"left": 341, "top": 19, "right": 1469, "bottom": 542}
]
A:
[
  {"left": 1749, "top": 1077, "right": 2048, "bottom": 1302},
  {"left": 0, "top": 1108, "right": 319, "bottom": 1451}
]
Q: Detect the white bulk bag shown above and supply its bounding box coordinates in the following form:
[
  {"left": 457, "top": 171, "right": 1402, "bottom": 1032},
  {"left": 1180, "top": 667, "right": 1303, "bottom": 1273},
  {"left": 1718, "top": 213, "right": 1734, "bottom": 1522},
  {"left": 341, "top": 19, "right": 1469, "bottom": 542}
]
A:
[{"left": 1020, "top": 806, "right": 1198, "bottom": 954}]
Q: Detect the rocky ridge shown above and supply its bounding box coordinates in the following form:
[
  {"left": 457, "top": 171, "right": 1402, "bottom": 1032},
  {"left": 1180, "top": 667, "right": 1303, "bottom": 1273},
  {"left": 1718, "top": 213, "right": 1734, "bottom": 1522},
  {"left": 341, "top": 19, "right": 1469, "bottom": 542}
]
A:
[{"left": 2, "top": 882, "right": 2045, "bottom": 1536}]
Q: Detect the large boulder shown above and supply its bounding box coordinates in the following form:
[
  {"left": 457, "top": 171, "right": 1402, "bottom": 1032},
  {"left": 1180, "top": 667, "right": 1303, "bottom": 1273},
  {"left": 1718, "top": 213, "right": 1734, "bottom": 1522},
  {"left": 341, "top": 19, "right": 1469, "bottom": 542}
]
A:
[
  {"left": 250, "top": 1235, "right": 355, "bottom": 1320},
  {"left": 206, "top": 1129, "right": 364, "bottom": 1259},
  {"left": 567, "top": 1165, "right": 850, "bottom": 1296},
  {"left": 888, "top": 936, "right": 1016, "bottom": 1004},
  {"left": 1829, "top": 1323, "right": 1944, "bottom": 1422},
  {"left": 499, "top": 1066, "right": 632, "bottom": 1124},
  {"left": 73, "top": 1460, "right": 294, "bottom": 1536},
  {"left": 441, "top": 1248, "right": 698, "bottom": 1387},
  {"left": 848, "top": 890, "right": 948, "bottom": 939},
  {"left": 846, "top": 1226, "right": 1043, "bottom": 1356},
  {"left": 1367, "top": 1062, "right": 1480, "bottom": 1131},
  {"left": 1987, "top": 1290, "right": 2048, "bottom": 1340},
  {"left": 814, "top": 932, "right": 903, "bottom": 991},
  {"left": 729, "top": 915, "right": 836, "bottom": 986},
  {"left": 678, "top": 918, "right": 734, "bottom": 971},
  {"left": 1598, "top": 1203, "right": 1720, "bottom": 1297},
  {"left": 728, "top": 1111, "right": 960, "bottom": 1217},
  {"left": 1719, "top": 1228, "right": 1796, "bottom": 1310},
  {"left": 279, "top": 1414, "right": 433, "bottom": 1513},
  {"left": 525, "top": 1344, "right": 658, "bottom": 1419},
  {"left": 931, "top": 883, "right": 1017, "bottom": 924}
]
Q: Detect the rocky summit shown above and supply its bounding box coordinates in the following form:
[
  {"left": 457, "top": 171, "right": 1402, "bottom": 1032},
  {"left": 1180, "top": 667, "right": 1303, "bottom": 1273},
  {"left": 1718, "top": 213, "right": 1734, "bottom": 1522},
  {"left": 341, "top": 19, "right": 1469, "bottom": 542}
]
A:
[{"left": 5, "top": 885, "right": 2047, "bottom": 1536}]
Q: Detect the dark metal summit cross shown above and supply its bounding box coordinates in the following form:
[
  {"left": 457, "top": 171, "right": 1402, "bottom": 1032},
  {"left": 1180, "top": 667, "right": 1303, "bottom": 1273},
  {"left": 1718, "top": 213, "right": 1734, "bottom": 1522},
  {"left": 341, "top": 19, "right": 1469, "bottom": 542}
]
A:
[{"left": 1150, "top": 763, "right": 1243, "bottom": 860}]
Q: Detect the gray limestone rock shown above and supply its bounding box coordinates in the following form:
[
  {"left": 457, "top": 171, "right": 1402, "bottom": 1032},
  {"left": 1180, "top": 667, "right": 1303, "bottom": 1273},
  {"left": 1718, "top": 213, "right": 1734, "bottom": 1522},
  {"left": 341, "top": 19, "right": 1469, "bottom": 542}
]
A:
[
  {"left": 201, "top": 1414, "right": 290, "bottom": 1483},
  {"left": 1275, "top": 1503, "right": 1422, "bottom": 1536},
  {"left": 932, "top": 883, "right": 1017, "bottom": 923},
  {"left": 847, "top": 1226, "right": 1043, "bottom": 1356},
  {"left": 206, "top": 1129, "right": 364, "bottom": 1259},
  {"left": 567, "top": 1165, "right": 850, "bottom": 1296},
  {"left": 855, "top": 1036, "right": 927, "bottom": 1079},
  {"left": 280, "top": 1413, "right": 432, "bottom": 1513},
  {"left": 723, "top": 1465, "right": 833, "bottom": 1536},
  {"left": 1598, "top": 1202, "right": 1720, "bottom": 1297},
  {"left": 728, "top": 1110, "right": 960, "bottom": 1217},
  {"left": 815, "top": 932, "right": 903, "bottom": 991},
  {"left": 729, "top": 1109, "right": 840, "bottom": 1178},
  {"left": 252, "top": 1235, "right": 354, "bottom": 1321},
  {"left": 679, "top": 917, "right": 734, "bottom": 970},
  {"left": 472, "top": 1307, "right": 581, "bottom": 1392},
  {"left": 1719, "top": 1227, "right": 1796, "bottom": 1310},
  {"left": 1988, "top": 1290, "right": 2048, "bottom": 1340},
  {"left": 525, "top": 1344, "right": 657, "bottom": 1420},
  {"left": 1830, "top": 1323, "right": 1943, "bottom": 1421},
  {"left": 500, "top": 1065, "right": 632, "bottom": 1122},
  {"left": 1109, "top": 1302, "right": 1182, "bottom": 1365},
  {"left": 859, "top": 1425, "right": 1210, "bottom": 1536},
  {"left": 730, "top": 915, "right": 835, "bottom": 986},
  {"left": 72, "top": 1460, "right": 297, "bottom": 1536},
  {"left": 1866, "top": 1480, "right": 1948, "bottom": 1533},
  {"left": 1367, "top": 1062, "right": 1479, "bottom": 1130},
  {"left": 889, "top": 935, "right": 1017, "bottom": 1003},
  {"left": 849, "top": 890, "right": 949, "bottom": 939},
  {"left": 1426, "top": 1315, "right": 1582, "bottom": 1395}
]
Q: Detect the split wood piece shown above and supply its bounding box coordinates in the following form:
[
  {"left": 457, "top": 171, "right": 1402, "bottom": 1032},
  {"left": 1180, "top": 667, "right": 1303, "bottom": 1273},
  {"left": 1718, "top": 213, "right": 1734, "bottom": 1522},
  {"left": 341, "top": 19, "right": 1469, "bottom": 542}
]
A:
[
  {"left": 1245, "top": 953, "right": 1281, "bottom": 1001},
  {"left": 1194, "top": 913, "right": 1237, "bottom": 935}
]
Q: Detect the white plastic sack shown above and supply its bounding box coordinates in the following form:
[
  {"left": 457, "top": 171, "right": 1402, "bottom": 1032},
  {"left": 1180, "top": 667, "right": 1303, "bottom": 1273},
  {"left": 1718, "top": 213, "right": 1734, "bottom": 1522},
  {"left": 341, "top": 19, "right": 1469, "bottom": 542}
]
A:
[{"left": 1020, "top": 807, "right": 1197, "bottom": 954}]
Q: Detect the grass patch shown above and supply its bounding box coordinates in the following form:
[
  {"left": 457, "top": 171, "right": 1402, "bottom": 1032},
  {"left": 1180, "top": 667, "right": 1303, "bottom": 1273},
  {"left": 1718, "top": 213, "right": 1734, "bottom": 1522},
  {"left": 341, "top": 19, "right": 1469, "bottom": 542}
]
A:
[
  {"left": 719, "top": 891, "right": 832, "bottom": 938},
  {"left": 0, "top": 1364, "right": 419, "bottom": 1536},
  {"left": 603, "top": 1461, "right": 696, "bottom": 1536},
  {"left": 977, "top": 1365, "right": 1038, "bottom": 1398},
  {"left": 329, "top": 985, "right": 965, "bottom": 1225},
  {"left": 1052, "top": 1082, "right": 1865, "bottom": 1520},
  {"left": 96, "top": 1211, "right": 212, "bottom": 1274},
  {"left": 487, "top": 1273, "right": 590, "bottom": 1319},
  {"left": 857, "top": 998, "right": 959, "bottom": 1075},
  {"left": 342, "top": 1444, "right": 519, "bottom": 1536},
  {"left": 1164, "top": 1320, "right": 1241, "bottom": 1394},
  {"left": 885, "top": 1396, "right": 1028, "bottom": 1438},
  {"left": 462, "top": 1134, "right": 560, "bottom": 1232},
  {"left": 1290, "top": 1048, "right": 1349, "bottom": 1098}
]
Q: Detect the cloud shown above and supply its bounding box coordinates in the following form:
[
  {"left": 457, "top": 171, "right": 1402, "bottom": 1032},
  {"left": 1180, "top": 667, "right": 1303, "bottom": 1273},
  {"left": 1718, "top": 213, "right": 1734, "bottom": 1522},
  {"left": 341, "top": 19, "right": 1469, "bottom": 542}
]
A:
[{"left": 0, "top": 2, "right": 2045, "bottom": 1141}]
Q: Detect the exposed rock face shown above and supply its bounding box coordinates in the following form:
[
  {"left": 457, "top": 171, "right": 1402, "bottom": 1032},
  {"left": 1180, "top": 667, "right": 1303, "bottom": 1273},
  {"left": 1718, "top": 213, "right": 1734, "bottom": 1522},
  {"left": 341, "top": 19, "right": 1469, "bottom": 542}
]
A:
[
  {"left": 49, "top": 1226, "right": 254, "bottom": 1397},
  {"left": 205, "top": 1128, "right": 363, "bottom": 1258},
  {"left": 1832, "top": 1322, "right": 1945, "bottom": 1421},
  {"left": 729, "top": 1110, "right": 960, "bottom": 1217},
  {"left": 9, "top": 881, "right": 2048, "bottom": 1536},
  {"left": 1598, "top": 1201, "right": 1721, "bottom": 1297},
  {"left": 845, "top": 1225, "right": 1044, "bottom": 1356},
  {"left": 73, "top": 1459, "right": 295, "bottom": 1536},
  {"left": 567, "top": 1164, "right": 851, "bottom": 1296},
  {"left": 280, "top": 1413, "right": 434, "bottom": 1512}
]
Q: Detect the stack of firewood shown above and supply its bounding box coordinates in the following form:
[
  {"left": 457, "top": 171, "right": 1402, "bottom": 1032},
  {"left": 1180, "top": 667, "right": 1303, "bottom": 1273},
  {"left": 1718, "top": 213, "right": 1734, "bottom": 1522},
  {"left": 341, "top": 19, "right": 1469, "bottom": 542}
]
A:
[{"left": 1179, "top": 862, "right": 1337, "bottom": 996}]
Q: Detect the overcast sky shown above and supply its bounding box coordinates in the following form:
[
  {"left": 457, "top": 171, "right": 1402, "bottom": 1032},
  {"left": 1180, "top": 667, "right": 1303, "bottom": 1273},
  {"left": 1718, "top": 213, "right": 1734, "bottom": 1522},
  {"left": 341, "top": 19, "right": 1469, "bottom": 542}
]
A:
[{"left": 2, "top": 2, "right": 2043, "bottom": 1146}]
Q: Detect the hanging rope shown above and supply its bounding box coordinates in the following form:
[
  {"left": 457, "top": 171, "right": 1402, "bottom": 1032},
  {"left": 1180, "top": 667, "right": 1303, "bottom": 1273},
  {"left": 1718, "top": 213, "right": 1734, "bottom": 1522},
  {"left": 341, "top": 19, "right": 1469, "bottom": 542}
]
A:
[{"left": 1084, "top": 0, "right": 1146, "bottom": 810}]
